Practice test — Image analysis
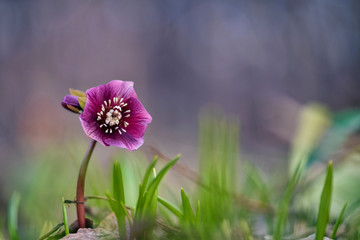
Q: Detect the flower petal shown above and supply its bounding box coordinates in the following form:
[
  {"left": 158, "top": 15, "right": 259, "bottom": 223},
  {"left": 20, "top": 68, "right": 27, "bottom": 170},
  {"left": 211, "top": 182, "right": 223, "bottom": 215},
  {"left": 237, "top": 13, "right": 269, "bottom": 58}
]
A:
[
  {"left": 107, "top": 80, "right": 137, "bottom": 101},
  {"left": 125, "top": 97, "right": 152, "bottom": 138},
  {"left": 104, "top": 133, "right": 144, "bottom": 151}
]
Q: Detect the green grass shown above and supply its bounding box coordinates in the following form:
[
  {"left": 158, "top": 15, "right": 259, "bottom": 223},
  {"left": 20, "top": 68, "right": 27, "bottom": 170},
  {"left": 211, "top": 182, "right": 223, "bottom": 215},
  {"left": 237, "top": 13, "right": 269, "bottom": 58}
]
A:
[
  {"left": 331, "top": 201, "right": 348, "bottom": 239},
  {"left": 8, "top": 192, "right": 20, "bottom": 240},
  {"left": 273, "top": 163, "right": 302, "bottom": 240},
  {"left": 61, "top": 198, "right": 69, "bottom": 236},
  {"left": 315, "top": 161, "right": 333, "bottom": 240},
  {"left": 5, "top": 105, "right": 360, "bottom": 239}
]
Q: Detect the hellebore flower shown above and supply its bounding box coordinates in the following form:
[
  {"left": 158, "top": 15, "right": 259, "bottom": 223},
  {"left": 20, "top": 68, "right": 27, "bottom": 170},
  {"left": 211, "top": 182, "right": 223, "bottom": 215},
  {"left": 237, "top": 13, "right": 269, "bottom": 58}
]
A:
[
  {"left": 61, "top": 80, "right": 152, "bottom": 229},
  {"left": 79, "top": 80, "right": 152, "bottom": 150}
]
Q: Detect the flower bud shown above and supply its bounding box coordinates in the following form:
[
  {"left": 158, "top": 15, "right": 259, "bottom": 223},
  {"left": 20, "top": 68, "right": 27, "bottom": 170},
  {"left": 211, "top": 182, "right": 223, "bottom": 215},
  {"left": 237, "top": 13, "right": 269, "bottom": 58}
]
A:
[{"left": 61, "top": 95, "right": 83, "bottom": 114}]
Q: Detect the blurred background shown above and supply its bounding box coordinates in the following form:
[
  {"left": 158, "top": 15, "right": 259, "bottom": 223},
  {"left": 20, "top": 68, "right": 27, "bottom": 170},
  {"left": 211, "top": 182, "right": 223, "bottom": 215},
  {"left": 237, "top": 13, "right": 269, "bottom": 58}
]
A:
[{"left": 0, "top": 0, "right": 360, "bottom": 237}]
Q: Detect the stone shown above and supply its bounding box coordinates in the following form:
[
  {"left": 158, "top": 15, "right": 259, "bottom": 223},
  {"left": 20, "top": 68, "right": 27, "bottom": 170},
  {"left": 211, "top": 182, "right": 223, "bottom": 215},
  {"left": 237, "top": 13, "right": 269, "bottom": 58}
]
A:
[{"left": 60, "top": 228, "right": 118, "bottom": 240}]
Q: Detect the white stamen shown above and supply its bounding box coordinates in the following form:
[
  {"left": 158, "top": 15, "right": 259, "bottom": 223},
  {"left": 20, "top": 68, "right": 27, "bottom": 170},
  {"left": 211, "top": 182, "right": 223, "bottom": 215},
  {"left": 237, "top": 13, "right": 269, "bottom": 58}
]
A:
[
  {"left": 124, "top": 110, "right": 130, "bottom": 113},
  {"left": 100, "top": 124, "right": 106, "bottom": 128},
  {"left": 119, "top": 98, "right": 124, "bottom": 103},
  {"left": 105, "top": 129, "right": 109, "bottom": 133},
  {"left": 104, "top": 101, "right": 107, "bottom": 106},
  {"left": 124, "top": 121, "right": 129, "bottom": 127},
  {"left": 97, "top": 116, "right": 101, "bottom": 121},
  {"left": 97, "top": 112, "right": 101, "bottom": 116},
  {"left": 108, "top": 99, "right": 111, "bottom": 105},
  {"left": 125, "top": 114, "right": 130, "bottom": 118},
  {"left": 122, "top": 103, "right": 128, "bottom": 107},
  {"left": 118, "top": 130, "right": 122, "bottom": 135},
  {"left": 121, "top": 128, "right": 126, "bottom": 132},
  {"left": 109, "top": 129, "right": 112, "bottom": 133}
]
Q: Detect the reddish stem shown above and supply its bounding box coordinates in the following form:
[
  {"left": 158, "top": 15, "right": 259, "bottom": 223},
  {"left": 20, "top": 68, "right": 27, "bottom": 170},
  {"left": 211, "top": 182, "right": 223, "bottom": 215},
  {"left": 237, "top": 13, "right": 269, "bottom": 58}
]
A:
[{"left": 76, "top": 140, "right": 97, "bottom": 228}]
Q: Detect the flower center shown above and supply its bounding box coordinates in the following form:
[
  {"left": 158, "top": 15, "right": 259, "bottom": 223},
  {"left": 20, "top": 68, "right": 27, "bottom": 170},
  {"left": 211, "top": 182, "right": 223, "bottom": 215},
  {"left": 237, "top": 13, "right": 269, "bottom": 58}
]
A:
[{"left": 96, "top": 97, "right": 131, "bottom": 134}]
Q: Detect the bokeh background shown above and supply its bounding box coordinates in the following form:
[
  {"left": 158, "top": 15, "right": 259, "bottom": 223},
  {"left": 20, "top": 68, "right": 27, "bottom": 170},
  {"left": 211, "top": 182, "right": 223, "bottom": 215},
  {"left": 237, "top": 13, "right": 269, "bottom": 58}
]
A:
[{"left": 0, "top": 0, "right": 360, "bottom": 236}]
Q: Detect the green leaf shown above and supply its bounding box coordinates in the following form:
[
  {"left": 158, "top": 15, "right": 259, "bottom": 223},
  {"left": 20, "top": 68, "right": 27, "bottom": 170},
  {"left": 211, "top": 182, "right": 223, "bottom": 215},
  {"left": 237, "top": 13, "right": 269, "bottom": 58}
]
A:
[
  {"left": 331, "top": 201, "right": 348, "bottom": 239},
  {"left": 135, "top": 158, "right": 157, "bottom": 221},
  {"left": 145, "top": 156, "right": 179, "bottom": 201},
  {"left": 135, "top": 155, "right": 180, "bottom": 223},
  {"left": 243, "top": 161, "right": 271, "bottom": 204},
  {"left": 273, "top": 163, "right": 302, "bottom": 240},
  {"left": 61, "top": 198, "right": 69, "bottom": 235},
  {"left": 110, "top": 161, "right": 128, "bottom": 236},
  {"left": 8, "top": 192, "right": 20, "bottom": 240},
  {"left": 197, "top": 111, "right": 239, "bottom": 225},
  {"left": 120, "top": 202, "right": 133, "bottom": 228},
  {"left": 106, "top": 191, "right": 126, "bottom": 236},
  {"left": 142, "top": 167, "right": 158, "bottom": 219},
  {"left": 158, "top": 196, "right": 182, "bottom": 219},
  {"left": 315, "top": 161, "right": 333, "bottom": 240},
  {"left": 181, "top": 188, "right": 195, "bottom": 223},
  {"left": 105, "top": 191, "right": 118, "bottom": 215},
  {"left": 113, "top": 161, "right": 125, "bottom": 204},
  {"left": 139, "top": 157, "right": 158, "bottom": 199},
  {"left": 69, "top": 88, "right": 86, "bottom": 97},
  {"left": 78, "top": 97, "right": 87, "bottom": 110},
  {"left": 195, "top": 200, "right": 201, "bottom": 227},
  {"left": 38, "top": 223, "right": 64, "bottom": 240}
]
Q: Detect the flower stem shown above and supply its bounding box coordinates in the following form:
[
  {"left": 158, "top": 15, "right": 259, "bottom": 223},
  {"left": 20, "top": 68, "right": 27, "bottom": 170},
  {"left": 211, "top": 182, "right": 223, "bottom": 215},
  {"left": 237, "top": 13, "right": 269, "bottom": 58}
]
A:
[{"left": 76, "top": 139, "right": 97, "bottom": 228}]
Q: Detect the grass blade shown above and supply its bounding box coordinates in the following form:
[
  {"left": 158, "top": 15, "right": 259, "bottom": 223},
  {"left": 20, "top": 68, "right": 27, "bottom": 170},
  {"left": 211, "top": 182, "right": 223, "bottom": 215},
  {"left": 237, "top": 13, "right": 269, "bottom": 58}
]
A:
[
  {"left": 158, "top": 196, "right": 182, "bottom": 219},
  {"left": 113, "top": 161, "right": 125, "bottom": 204},
  {"left": 120, "top": 202, "right": 133, "bottom": 228},
  {"left": 61, "top": 198, "right": 69, "bottom": 235},
  {"left": 106, "top": 191, "right": 126, "bottom": 237},
  {"left": 239, "top": 220, "right": 253, "bottom": 240},
  {"left": 8, "top": 192, "right": 20, "bottom": 240},
  {"left": 38, "top": 223, "right": 64, "bottom": 240},
  {"left": 111, "top": 161, "right": 128, "bottom": 236},
  {"left": 315, "top": 161, "right": 333, "bottom": 240},
  {"left": 139, "top": 157, "right": 158, "bottom": 198},
  {"left": 331, "top": 201, "right": 348, "bottom": 239},
  {"left": 133, "top": 155, "right": 180, "bottom": 239},
  {"left": 273, "top": 163, "right": 302, "bottom": 240},
  {"left": 135, "top": 157, "right": 158, "bottom": 216},
  {"left": 181, "top": 188, "right": 195, "bottom": 223},
  {"left": 195, "top": 200, "right": 201, "bottom": 226},
  {"left": 140, "top": 155, "right": 180, "bottom": 215}
]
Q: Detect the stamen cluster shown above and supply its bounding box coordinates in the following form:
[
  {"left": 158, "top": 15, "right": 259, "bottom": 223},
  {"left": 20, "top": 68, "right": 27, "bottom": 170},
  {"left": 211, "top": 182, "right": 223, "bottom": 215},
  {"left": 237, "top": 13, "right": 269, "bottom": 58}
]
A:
[{"left": 96, "top": 97, "right": 131, "bottom": 135}]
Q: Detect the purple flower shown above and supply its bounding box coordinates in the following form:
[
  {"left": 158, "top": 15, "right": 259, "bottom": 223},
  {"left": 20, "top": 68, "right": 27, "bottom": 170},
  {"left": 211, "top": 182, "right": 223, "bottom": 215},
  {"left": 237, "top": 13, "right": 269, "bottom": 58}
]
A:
[{"left": 79, "top": 80, "right": 152, "bottom": 150}]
